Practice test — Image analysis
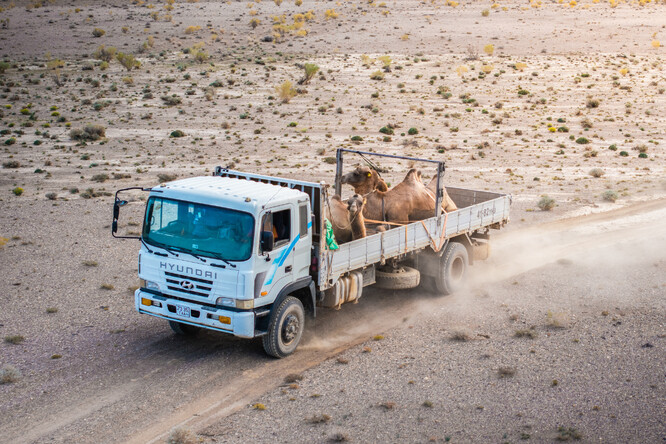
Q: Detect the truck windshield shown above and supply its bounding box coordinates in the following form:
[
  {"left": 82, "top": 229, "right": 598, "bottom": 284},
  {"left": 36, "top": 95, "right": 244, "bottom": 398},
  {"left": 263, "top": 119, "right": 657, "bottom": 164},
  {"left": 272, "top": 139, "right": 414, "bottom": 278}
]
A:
[{"left": 143, "top": 197, "right": 254, "bottom": 262}]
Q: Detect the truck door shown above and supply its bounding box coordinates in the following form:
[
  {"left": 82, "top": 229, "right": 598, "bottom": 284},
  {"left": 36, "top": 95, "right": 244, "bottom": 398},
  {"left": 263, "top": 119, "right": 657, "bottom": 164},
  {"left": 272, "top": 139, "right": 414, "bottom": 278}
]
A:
[
  {"left": 258, "top": 206, "right": 295, "bottom": 298},
  {"left": 292, "top": 201, "right": 312, "bottom": 278}
]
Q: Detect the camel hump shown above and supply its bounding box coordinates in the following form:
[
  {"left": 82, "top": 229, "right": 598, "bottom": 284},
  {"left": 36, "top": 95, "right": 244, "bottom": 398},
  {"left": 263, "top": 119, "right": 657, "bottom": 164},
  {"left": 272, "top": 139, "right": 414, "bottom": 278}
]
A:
[
  {"left": 404, "top": 168, "right": 423, "bottom": 183},
  {"left": 331, "top": 194, "right": 343, "bottom": 202}
]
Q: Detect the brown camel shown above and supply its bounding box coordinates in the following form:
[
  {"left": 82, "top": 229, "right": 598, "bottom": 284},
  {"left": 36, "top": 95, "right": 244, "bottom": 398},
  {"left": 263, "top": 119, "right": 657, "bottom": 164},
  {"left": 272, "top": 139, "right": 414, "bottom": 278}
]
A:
[
  {"left": 425, "top": 175, "right": 458, "bottom": 212},
  {"left": 325, "top": 194, "right": 367, "bottom": 244},
  {"left": 346, "top": 194, "right": 367, "bottom": 240},
  {"left": 341, "top": 166, "right": 456, "bottom": 223}
]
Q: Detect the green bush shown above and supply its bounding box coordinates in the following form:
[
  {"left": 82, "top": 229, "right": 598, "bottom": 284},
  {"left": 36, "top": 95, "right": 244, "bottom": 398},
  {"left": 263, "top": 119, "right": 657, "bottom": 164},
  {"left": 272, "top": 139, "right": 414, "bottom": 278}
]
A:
[
  {"left": 170, "top": 130, "right": 185, "bottom": 138},
  {"left": 575, "top": 137, "right": 589, "bottom": 144},
  {"left": 379, "top": 126, "right": 394, "bottom": 135},
  {"left": 116, "top": 52, "right": 140, "bottom": 71},
  {"left": 537, "top": 195, "right": 555, "bottom": 211},
  {"left": 408, "top": 127, "right": 418, "bottom": 135},
  {"left": 602, "top": 190, "right": 619, "bottom": 202},
  {"left": 161, "top": 95, "right": 182, "bottom": 106},
  {"left": 92, "top": 28, "right": 106, "bottom": 38},
  {"left": 12, "top": 187, "right": 23, "bottom": 196}
]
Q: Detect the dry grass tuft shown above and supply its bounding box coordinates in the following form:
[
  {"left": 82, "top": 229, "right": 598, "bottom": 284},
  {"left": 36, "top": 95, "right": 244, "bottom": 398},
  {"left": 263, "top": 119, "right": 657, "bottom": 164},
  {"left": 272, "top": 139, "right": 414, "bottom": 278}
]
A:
[
  {"left": 498, "top": 366, "right": 516, "bottom": 377},
  {"left": 450, "top": 329, "right": 472, "bottom": 341},
  {"left": 4, "top": 335, "right": 25, "bottom": 345},
  {"left": 546, "top": 310, "right": 570, "bottom": 328},
  {"left": 284, "top": 373, "right": 303, "bottom": 383},
  {"left": 0, "top": 365, "right": 21, "bottom": 384},
  {"left": 514, "top": 329, "right": 537, "bottom": 339},
  {"left": 307, "top": 413, "right": 331, "bottom": 424},
  {"left": 166, "top": 427, "right": 197, "bottom": 444}
]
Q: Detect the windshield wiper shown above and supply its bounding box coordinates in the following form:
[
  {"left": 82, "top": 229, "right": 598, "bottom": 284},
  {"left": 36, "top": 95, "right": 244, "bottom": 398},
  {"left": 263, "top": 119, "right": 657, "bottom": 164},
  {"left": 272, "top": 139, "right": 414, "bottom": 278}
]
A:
[
  {"left": 166, "top": 246, "right": 209, "bottom": 263},
  {"left": 143, "top": 238, "right": 178, "bottom": 257},
  {"left": 198, "top": 249, "right": 237, "bottom": 268}
]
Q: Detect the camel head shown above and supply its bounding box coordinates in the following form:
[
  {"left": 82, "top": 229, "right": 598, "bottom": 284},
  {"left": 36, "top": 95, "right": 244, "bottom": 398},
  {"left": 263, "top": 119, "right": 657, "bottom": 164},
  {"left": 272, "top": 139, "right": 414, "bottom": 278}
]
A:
[
  {"left": 346, "top": 194, "right": 365, "bottom": 215},
  {"left": 340, "top": 166, "right": 388, "bottom": 194}
]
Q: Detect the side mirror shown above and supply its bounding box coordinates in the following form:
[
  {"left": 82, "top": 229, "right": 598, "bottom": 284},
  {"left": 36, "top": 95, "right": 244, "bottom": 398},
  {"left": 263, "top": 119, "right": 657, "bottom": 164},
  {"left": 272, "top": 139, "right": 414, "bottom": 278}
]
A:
[{"left": 260, "top": 231, "right": 274, "bottom": 253}]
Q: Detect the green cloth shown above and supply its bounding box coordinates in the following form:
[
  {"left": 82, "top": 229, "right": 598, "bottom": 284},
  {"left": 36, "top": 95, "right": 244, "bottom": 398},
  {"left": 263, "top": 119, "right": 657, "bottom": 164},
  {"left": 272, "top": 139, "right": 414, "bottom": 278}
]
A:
[{"left": 324, "top": 218, "right": 339, "bottom": 250}]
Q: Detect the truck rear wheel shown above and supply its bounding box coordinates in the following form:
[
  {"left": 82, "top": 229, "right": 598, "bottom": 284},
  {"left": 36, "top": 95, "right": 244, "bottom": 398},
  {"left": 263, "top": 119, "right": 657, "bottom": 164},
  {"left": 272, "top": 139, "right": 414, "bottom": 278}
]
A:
[
  {"left": 263, "top": 296, "right": 305, "bottom": 358},
  {"left": 432, "top": 242, "right": 468, "bottom": 295},
  {"left": 375, "top": 265, "right": 420, "bottom": 290},
  {"left": 168, "top": 320, "right": 200, "bottom": 336}
]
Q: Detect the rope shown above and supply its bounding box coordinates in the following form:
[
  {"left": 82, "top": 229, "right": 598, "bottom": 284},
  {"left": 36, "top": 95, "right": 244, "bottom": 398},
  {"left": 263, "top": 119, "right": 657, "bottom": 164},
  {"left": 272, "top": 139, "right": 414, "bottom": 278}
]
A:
[{"left": 357, "top": 152, "right": 383, "bottom": 179}]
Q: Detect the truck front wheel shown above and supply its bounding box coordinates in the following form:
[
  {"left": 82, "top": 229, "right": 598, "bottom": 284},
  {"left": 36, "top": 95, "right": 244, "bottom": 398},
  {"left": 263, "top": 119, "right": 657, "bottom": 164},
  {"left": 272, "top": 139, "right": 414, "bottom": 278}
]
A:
[
  {"left": 263, "top": 296, "right": 305, "bottom": 358},
  {"left": 168, "top": 320, "right": 200, "bottom": 336},
  {"left": 432, "top": 242, "right": 469, "bottom": 295}
]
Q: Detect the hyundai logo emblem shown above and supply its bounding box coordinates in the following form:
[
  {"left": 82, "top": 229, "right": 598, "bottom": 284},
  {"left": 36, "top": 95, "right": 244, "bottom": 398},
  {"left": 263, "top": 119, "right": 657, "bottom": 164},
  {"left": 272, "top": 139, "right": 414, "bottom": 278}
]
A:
[{"left": 180, "top": 280, "right": 195, "bottom": 290}]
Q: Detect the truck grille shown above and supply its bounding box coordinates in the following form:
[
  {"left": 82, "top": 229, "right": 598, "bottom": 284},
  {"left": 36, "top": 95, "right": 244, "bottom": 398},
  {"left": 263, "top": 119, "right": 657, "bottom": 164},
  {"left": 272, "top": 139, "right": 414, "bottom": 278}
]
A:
[{"left": 164, "top": 271, "right": 213, "bottom": 298}]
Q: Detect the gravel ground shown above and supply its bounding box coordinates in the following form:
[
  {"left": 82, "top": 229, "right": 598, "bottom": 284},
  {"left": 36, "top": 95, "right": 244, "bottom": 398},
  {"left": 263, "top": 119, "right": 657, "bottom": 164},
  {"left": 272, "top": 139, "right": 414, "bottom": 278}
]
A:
[{"left": 200, "top": 218, "right": 666, "bottom": 444}]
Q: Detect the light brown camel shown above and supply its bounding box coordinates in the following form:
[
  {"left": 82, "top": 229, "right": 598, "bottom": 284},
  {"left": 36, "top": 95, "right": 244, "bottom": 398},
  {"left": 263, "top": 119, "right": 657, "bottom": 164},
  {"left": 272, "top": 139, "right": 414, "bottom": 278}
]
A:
[
  {"left": 346, "top": 194, "right": 366, "bottom": 240},
  {"left": 325, "top": 194, "right": 367, "bottom": 244},
  {"left": 340, "top": 166, "right": 455, "bottom": 223},
  {"left": 425, "top": 175, "right": 458, "bottom": 212}
]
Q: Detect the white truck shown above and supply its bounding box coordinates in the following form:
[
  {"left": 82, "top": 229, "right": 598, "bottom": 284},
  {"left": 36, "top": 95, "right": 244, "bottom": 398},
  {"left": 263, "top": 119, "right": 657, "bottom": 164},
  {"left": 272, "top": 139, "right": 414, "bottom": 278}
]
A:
[{"left": 112, "top": 149, "right": 510, "bottom": 357}]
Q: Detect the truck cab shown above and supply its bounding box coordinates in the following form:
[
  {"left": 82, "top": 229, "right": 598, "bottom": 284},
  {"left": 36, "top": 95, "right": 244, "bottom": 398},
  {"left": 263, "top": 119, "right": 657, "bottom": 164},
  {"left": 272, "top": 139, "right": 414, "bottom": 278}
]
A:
[{"left": 130, "top": 176, "right": 315, "bottom": 357}]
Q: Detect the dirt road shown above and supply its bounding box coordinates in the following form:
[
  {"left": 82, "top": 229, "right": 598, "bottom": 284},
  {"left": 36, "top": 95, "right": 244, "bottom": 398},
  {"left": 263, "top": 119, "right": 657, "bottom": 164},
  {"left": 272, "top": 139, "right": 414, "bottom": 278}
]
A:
[{"left": 1, "top": 197, "right": 664, "bottom": 444}]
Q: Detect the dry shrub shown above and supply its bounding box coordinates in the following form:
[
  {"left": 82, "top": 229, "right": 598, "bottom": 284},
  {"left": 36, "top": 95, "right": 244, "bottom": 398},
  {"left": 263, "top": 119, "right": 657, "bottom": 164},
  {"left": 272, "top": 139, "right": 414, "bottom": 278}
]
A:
[
  {"left": 0, "top": 365, "right": 21, "bottom": 384},
  {"left": 93, "top": 45, "right": 117, "bottom": 62},
  {"left": 498, "top": 366, "right": 516, "bottom": 377},
  {"left": 166, "top": 428, "right": 197, "bottom": 444},
  {"left": 70, "top": 124, "right": 106, "bottom": 141},
  {"left": 284, "top": 373, "right": 303, "bottom": 383},
  {"left": 450, "top": 329, "right": 472, "bottom": 341},
  {"left": 537, "top": 195, "right": 555, "bottom": 211},
  {"left": 546, "top": 310, "right": 570, "bottom": 328},
  {"left": 275, "top": 81, "right": 297, "bottom": 103}
]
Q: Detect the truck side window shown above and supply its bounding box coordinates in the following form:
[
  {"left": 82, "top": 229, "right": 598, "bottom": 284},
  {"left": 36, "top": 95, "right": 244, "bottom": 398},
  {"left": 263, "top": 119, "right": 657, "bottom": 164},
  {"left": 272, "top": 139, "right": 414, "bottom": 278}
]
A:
[
  {"left": 298, "top": 204, "right": 308, "bottom": 238},
  {"left": 272, "top": 209, "right": 291, "bottom": 247}
]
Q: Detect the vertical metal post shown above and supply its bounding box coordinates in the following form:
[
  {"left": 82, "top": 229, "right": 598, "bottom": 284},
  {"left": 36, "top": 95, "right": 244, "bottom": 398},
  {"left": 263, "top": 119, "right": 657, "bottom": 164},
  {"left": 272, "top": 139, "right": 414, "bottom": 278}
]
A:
[
  {"left": 334, "top": 148, "right": 343, "bottom": 196},
  {"left": 434, "top": 161, "right": 445, "bottom": 219}
]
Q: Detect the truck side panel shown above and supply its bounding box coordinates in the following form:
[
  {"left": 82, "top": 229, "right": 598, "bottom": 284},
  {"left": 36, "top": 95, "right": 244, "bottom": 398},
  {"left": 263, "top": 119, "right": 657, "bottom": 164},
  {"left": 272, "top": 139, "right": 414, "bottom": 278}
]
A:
[{"left": 319, "top": 189, "right": 510, "bottom": 289}]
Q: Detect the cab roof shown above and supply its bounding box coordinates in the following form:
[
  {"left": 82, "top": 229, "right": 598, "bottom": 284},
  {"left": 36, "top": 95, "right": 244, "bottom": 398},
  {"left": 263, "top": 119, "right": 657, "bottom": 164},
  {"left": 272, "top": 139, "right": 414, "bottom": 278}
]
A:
[{"left": 153, "top": 176, "right": 308, "bottom": 212}]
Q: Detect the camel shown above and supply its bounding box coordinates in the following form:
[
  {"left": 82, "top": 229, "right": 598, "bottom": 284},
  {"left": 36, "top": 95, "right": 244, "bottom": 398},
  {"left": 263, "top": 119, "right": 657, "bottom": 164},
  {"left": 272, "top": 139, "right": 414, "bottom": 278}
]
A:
[
  {"left": 425, "top": 175, "right": 458, "bottom": 212},
  {"left": 346, "top": 194, "right": 366, "bottom": 240},
  {"left": 325, "top": 194, "right": 367, "bottom": 244},
  {"left": 340, "top": 165, "right": 456, "bottom": 224}
]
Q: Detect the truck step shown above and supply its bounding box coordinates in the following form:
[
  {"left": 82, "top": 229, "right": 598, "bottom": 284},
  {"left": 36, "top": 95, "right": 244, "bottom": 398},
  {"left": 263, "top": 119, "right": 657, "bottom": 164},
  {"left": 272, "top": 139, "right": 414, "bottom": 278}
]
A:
[{"left": 254, "top": 330, "right": 268, "bottom": 337}]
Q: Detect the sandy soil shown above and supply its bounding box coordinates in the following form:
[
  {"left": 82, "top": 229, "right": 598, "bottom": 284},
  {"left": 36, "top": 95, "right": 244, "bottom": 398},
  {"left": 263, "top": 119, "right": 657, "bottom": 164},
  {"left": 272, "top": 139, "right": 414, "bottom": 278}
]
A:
[{"left": 0, "top": 0, "right": 665, "bottom": 442}]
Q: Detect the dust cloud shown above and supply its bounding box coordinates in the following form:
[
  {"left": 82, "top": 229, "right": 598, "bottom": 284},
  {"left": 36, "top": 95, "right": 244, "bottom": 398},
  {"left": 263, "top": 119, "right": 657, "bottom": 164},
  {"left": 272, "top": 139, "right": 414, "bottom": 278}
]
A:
[{"left": 302, "top": 201, "right": 666, "bottom": 351}]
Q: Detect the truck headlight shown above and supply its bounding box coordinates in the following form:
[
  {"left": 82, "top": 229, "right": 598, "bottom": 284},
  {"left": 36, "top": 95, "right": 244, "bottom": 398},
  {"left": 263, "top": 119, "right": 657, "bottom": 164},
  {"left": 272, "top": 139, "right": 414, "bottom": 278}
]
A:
[
  {"left": 216, "top": 297, "right": 234, "bottom": 307},
  {"left": 140, "top": 279, "right": 160, "bottom": 291}
]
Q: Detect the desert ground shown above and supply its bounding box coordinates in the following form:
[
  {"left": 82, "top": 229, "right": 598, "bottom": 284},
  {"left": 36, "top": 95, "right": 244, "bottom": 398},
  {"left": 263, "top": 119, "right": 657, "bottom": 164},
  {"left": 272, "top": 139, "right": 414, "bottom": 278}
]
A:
[{"left": 0, "top": 0, "right": 665, "bottom": 443}]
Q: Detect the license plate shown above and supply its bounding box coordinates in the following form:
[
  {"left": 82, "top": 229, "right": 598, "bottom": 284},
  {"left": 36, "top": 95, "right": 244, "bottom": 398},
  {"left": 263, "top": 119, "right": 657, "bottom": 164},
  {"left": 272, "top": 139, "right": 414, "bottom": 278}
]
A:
[{"left": 175, "top": 305, "right": 191, "bottom": 318}]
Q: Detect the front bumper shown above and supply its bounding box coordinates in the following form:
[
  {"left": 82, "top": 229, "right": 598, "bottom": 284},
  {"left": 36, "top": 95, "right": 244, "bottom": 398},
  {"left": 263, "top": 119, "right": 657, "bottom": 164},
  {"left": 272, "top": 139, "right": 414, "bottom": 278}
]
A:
[{"left": 135, "top": 289, "right": 255, "bottom": 338}]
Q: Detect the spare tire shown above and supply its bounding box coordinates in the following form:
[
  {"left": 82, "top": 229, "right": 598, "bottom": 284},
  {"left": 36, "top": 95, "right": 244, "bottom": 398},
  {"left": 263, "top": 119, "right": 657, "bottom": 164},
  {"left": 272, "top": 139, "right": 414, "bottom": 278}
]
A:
[{"left": 375, "top": 265, "right": 420, "bottom": 290}]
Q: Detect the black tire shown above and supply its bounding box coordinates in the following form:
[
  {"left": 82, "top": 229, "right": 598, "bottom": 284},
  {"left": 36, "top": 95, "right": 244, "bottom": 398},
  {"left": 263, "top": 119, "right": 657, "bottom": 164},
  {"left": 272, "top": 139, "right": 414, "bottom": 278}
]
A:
[
  {"left": 168, "top": 320, "right": 200, "bottom": 336},
  {"left": 375, "top": 265, "right": 420, "bottom": 290},
  {"left": 432, "top": 242, "right": 468, "bottom": 295},
  {"left": 262, "top": 296, "right": 305, "bottom": 358}
]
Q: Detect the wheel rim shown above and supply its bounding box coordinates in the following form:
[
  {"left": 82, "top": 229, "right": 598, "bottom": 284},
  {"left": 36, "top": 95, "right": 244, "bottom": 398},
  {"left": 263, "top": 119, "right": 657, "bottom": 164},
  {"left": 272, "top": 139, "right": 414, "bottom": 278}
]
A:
[
  {"left": 281, "top": 313, "right": 300, "bottom": 345},
  {"left": 450, "top": 256, "right": 464, "bottom": 282}
]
